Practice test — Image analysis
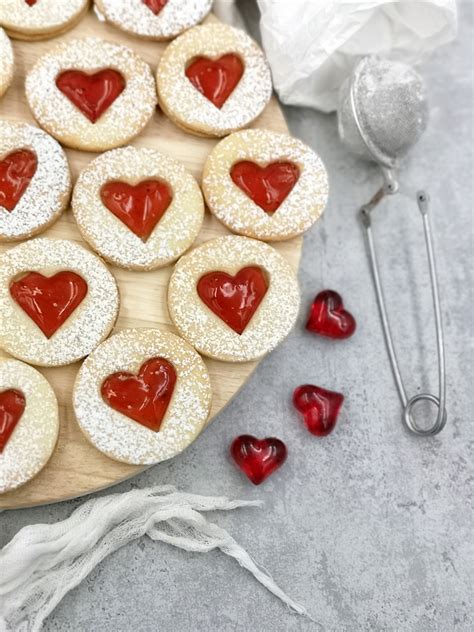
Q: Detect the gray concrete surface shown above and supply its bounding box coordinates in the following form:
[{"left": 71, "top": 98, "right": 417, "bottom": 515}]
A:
[{"left": 1, "top": 2, "right": 473, "bottom": 631}]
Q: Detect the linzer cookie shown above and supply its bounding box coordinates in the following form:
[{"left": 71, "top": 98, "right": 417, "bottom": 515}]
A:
[
  {"left": 73, "top": 328, "right": 212, "bottom": 465},
  {"left": 0, "top": 121, "right": 71, "bottom": 242},
  {"left": 0, "top": 358, "right": 59, "bottom": 494},
  {"left": 0, "top": 29, "right": 13, "bottom": 98},
  {"left": 72, "top": 146, "right": 204, "bottom": 270},
  {"left": 156, "top": 23, "right": 272, "bottom": 137},
  {"left": 25, "top": 38, "right": 157, "bottom": 152},
  {"left": 95, "top": 0, "right": 213, "bottom": 41},
  {"left": 168, "top": 236, "right": 300, "bottom": 362},
  {"left": 0, "top": 238, "right": 119, "bottom": 366},
  {"left": 0, "top": 0, "right": 88, "bottom": 41},
  {"left": 203, "top": 129, "right": 329, "bottom": 241}
]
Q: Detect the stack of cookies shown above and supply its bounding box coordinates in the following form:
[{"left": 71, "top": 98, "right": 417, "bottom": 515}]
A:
[{"left": 0, "top": 0, "right": 328, "bottom": 496}]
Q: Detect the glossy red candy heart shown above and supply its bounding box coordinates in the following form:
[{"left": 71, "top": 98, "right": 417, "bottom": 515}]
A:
[
  {"left": 197, "top": 266, "right": 268, "bottom": 335},
  {"left": 141, "top": 0, "right": 168, "bottom": 15},
  {"left": 306, "top": 290, "right": 356, "bottom": 339},
  {"left": 293, "top": 384, "right": 344, "bottom": 436},
  {"left": 0, "top": 150, "right": 37, "bottom": 212},
  {"left": 0, "top": 390, "right": 26, "bottom": 453},
  {"left": 24, "top": 0, "right": 37, "bottom": 5},
  {"left": 185, "top": 54, "right": 244, "bottom": 109},
  {"left": 101, "top": 358, "right": 177, "bottom": 432},
  {"left": 56, "top": 69, "right": 126, "bottom": 124},
  {"left": 101, "top": 179, "right": 172, "bottom": 241},
  {"left": 10, "top": 271, "right": 88, "bottom": 339},
  {"left": 230, "top": 161, "right": 300, "bottom": 214},
  {"left": 230, "top": 435, "right": 287, "bottom": 485}
]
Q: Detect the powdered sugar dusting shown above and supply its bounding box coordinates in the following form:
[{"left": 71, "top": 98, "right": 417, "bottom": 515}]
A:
[
  {"left": 97, "top": 0, "right": 212, "bottom": 40},
  {"left": 168, "top": 236, "right": 300, "bottom": 362},
  {"left": 203, "top": 129, "right": 329, "bottom": 241},
  {"left": 0, "top": 0, "right": 87, "bottom": 35},
  {"left": 72, "top": 146, "right": 204, "bottom": 270},
  {"left": 0, "top": 121, "right": 71, "bottom": 241},
  {"left": 0, "top": 358, "right": 59, "bottom": 494},
  {"left": 25, "top": 38, "right": 157, "bottom": 151},
  {"left": 0, "top": 28, "right": 13, "bottom": 97},
  {"left": 74, "top": 328, "right": 212, "bottom": 465},
  {"left": 157, "top": 23, "right": 272, "bottom": 137},
  {"left": 0, "top": 238, "right": 120, "bottom": 367}
]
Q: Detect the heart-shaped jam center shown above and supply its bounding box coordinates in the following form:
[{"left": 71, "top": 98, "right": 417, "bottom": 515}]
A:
[
  {"left": 101, "top": 357, "right": 177, "bottom": 432},
  {"left": 100, "top": 179, "right": 172, "bottom": 241},
  {"left": 197, "top": 266, "right": 268, "bottom": 335},
  {"left": 293, "top": 384, "right": 344, "bottom": 436},
  {"left": 230, "top": 435, "right": 287, "bottom": 485},
  {"left": 10, "top": 271, "right": 88, "bottom": 339},
  {"left": 0, "top": 150, "right": 37, "bottom": 213},
  {"left": 306, "top": 290, "right": 356, "bottom": 339},
  {"left": 142, "top": 0, "right": 168, "bottom": 15},
  {"left": 230, "top": 161, "right": 300, "bottom": 214},
  {"left": 0, "top": 390, "right": 26, "bottom": 453},
  {"left": 56, "top": 69, "right": 126, "bottom": 124},
  {"left": 185, "top": 54, "right": 244, "bottom": 109},
  {"left": 24, "top": 0, "right": 37, "bottom": 5}
]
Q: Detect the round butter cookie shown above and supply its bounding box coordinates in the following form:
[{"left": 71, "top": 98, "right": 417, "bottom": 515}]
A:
[
  {"left": 25, "top": 37, "right": 157, "bottom": 152},
  {"left": 74, "top": 328, "right": 212, "bottom": 465},
  {"left": 168, "top": 236, "right": 300, "bottom": 362},
  {"left": 0, "top": 0, "right": 88, "bottom": 41},
  {"left": 0, "top": 28, "right": 13, "bottom": 98},
  {"left": 203, "top": 129, "right": 329, "bottom": 241},
  {"left": 157, "top": 23, "right": 272, "bottom": 137},
  {"left": 0, "top": 121, "right": 71, "bottom": 242},
  {"left": 0, "top": 358, "right": 59, "bottom": 495},
  {"left": 72, "top": 146, "right": 204, "bottom": 270},
  {"left": 95, "top": 0, "right": 212, "bottom": 41},
  {"left": 0, "top": 238, "right": 120, "bottom": 366}
]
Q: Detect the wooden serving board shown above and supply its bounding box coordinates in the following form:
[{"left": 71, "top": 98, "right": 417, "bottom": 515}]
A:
[{"left": 0, "top": 8, "right": 301, "bottom": 510}]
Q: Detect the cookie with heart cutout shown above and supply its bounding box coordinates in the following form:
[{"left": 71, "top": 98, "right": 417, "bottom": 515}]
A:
[
  {"left": 0, "top": 28, "right": 14, "bottom": 98},
  {"left": 73, "top": 328, "right": 212, "bottom": 465},
  {"left": 0, "top": 238, "right": 120, "bottom": 367},
  {"left": 156, "top": 23, "right": 272, "bottom": 138},
  {"left": 72, "top": 146, "right": 204, "bottom": 270},
  {"left": 94, "top": 0, "right": 213, "bottom": 41},
  {"left": 202, "top": 129, "right": 329, "bottom": 241},
  {"left": 0, "top": 0, "right": 88, "bottom": 41},
  {"left": 168, "top": 235, "right": 300, "bottom": 362},
  {"left": 25, "top": 37, "right": 157, "bottom": 152},
  {"left": 0, "top": 121, "right": 72, "bottom": 242},
  {"left": 0, "top": 357, "right": 59, "bottom": 494}
]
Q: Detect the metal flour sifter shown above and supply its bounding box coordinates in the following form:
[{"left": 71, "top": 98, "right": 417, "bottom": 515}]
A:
[{"left": 338, "top": 56, "right": 447, "bottom": 436}]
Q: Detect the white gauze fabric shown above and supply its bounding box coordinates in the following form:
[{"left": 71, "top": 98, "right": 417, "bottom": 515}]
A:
[
  {"left": 0, "top": 486, "right": 312, "bottom": 632},
  {"left": 255, "top": 0, "right": 457, "bottom": 112}
]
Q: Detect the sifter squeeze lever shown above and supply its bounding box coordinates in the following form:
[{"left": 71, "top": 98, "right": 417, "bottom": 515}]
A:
[{"left": 338, "top": 56, "right": 447, "bottom": 436}]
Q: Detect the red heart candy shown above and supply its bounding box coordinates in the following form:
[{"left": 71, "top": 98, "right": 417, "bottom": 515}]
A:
[
  {"left": 9, "top": 271, "right": 88, "bottom": 339},
  {"left": 230, "top": 161, "right": 300, "bottom": 214},
  {"left": 0, "top": 389, "right": 26, "bottom": 453},
  {"left": 230, "top": 435, "right": 287, "bottom": 485},
  {"left": 100, "top": 179, "right": 172, "bottom": 241},
  {"left": 0, "top": 150, "right": 37, "bottom": 212},
  {"left": 185, "top": 54, "right": 244, "bottom": 109},
  {"left": 24, "top": 0, "right": 37, "bottom": 5},
  {"left": 293, "top": 384, "right": 344, "bottom": 436},
  {"left": 142, "top": 0, "right": 168, "bottom": 15},
  {"left": 101, "top": 357, "right": 177, "bottom": 432},
  {"left": 306, "top": 290, "right": 356, "bottom": 339},
  {"left": 56, "top": 69, "right": 126, "bottom": 124},
  {"left": 197, "top": 266, "right": 268, "bottom": 335}
]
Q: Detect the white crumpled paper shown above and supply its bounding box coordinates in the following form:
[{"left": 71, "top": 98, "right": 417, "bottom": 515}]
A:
[{"left": 254, "top": 0, "right": 457, "bottom": 112}]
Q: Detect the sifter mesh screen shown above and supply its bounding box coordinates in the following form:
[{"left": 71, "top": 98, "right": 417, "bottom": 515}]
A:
[{"left": 338, "top": 56, "right": 429, "bottom": 169}]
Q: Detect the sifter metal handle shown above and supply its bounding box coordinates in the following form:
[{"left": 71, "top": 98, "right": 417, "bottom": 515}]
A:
[{"left": 361, "top": 189, "right": 447, "bottom": 436}]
